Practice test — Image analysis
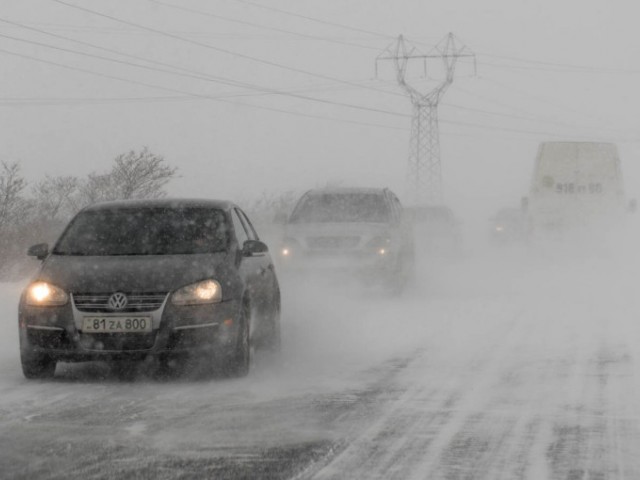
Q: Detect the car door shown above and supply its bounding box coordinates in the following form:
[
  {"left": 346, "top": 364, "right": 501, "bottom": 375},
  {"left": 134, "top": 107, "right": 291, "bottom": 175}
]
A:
[
  {"left": 237, "top": 208, "right": 278, "bottom": 309},
  {"left": 230, "top": 208, "right": 273, "bottom": 316}
]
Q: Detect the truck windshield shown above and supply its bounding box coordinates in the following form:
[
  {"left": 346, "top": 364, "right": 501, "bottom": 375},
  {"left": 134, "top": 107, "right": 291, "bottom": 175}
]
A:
[{"left": 54, "top": 207, "right": 229, "bottom": 256}]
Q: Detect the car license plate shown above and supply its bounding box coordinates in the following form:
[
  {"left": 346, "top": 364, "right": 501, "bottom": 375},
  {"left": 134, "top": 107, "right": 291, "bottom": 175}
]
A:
[{"left": 82, "top": 317, "right": 152, "bottom": 333}]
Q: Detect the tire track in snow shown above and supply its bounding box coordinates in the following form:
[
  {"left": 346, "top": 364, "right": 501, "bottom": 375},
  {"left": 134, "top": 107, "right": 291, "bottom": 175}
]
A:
[{"left": 305, "top": 304, "right": 534, "bottom": 479}]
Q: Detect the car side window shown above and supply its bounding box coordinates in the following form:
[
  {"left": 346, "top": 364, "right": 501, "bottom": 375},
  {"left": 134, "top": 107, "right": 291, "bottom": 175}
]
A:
[
  {"left": 231, "top": 209, "right": 249, "bottom": 246},
  {"left": 237, "top": 209, "right": 258, "bottom": 241},
  {"left": 388, "top": 193, "right": 402, "bottom": 224}
]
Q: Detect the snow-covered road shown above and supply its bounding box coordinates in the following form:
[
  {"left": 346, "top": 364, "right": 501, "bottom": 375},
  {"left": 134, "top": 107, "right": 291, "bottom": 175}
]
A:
[{"left": 2, "top": 241, "right": 640, "bottom": 479}]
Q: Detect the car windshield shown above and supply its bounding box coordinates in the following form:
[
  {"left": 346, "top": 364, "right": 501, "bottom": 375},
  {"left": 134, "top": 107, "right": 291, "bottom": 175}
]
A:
[
  {"left": 53, "top": 207, "right": 229, "bottom": 255},
  {"left": 289, "top": 193, "right": 390, "bottom": 223}
]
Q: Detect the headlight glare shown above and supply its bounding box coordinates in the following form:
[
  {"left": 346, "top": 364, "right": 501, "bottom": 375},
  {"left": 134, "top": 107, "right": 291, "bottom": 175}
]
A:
[
  {"left": 367, "top": 236, "right": 391, "bottom": 253},
  {"left": 280, "top": 237, "right": 299, "bottom": 257},
  {"left": 25, "top": 281, "right": 68, "bottom": 306},
  {"left": 172, "top": 279, "right": 222, "bottom": 305}
]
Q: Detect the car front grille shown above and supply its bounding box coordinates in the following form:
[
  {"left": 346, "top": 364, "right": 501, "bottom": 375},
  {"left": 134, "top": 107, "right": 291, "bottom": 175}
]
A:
[
  {"left": 73, "top": 292, "right": 168, "bottom": 313},
  {"left": 306, "top": 236, "right": 360, "bottom": 250}
]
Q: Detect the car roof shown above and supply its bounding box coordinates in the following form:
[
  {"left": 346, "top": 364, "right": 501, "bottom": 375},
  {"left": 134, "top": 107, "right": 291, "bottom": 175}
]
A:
[
  {"left": 82, "top": 198, "right": 236, "bottom": 212},
  {"left": 304, "top": 187, "right": 389, "bottom": 196}
]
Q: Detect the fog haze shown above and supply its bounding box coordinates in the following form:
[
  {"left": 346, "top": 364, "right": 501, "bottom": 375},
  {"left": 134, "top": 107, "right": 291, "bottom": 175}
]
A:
[
  {"left": 2, "top": 0, "right": 639, "bottom": 219},
  {"left": 2, "top": 1, "right": 640, "bottom": 478}
]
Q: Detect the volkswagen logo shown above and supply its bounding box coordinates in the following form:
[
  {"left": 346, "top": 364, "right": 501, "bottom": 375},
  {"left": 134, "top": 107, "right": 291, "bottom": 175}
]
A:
[{"left": 108, "top": 292, "right": 128, "bottom": 311}]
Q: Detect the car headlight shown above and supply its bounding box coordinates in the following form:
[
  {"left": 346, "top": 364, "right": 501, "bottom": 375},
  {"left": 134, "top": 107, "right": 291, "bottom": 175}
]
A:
[
  {"left": 171, "top": 279, "right": 222, "bottom": 305},
  {"left": 280, "top": 237, "right": 299, "bottom": 257},
  {"left": 367, "top": 236, "right": 392, "bottom": 256},
  {"left": 25, "top": 281, "right": 68, "bottom": 306}
]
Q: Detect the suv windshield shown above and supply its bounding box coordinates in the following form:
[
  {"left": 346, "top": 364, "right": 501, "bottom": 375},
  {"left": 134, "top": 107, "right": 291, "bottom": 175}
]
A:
[
  {"left": 54, "top": 207, "right": 229, "bottom": 256},
  {"left": 290, "top": 193, "right": 390, "bottom": 223}
]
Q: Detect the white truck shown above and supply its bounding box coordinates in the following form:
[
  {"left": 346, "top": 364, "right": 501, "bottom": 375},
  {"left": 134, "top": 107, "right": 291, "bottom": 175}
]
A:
[{"left": 525, "top": 141, "right": 633, "bottom": 234}]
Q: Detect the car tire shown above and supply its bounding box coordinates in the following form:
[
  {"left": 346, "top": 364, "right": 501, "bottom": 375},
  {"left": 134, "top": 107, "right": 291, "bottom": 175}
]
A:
[
  {"left": 262, "top": 296, "right": 282, "bottom": 353},
  {"left": 222, "top": 300, "right": 251, "bottom": 378},
  {"left": 21, "top": 351, "right": 56, "bottom": 379},
  {"left": 386, "top": 257, "right": 407, "bottom": 296}
]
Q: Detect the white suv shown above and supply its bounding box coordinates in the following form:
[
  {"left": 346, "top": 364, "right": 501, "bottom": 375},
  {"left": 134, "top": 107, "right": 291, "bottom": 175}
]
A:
[{"left": 278, "top": 187, "right": 414, "bottom": 291}]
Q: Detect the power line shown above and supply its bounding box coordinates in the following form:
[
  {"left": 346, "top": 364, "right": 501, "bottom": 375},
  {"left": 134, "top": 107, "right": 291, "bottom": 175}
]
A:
[
  {"left": 4, "top": 47, "right": 635, "bottom": 142},
  {"left": 0, "top": 16, "right": 209, "bottom": 78},
  {"left": 149, "top": 0, "right": 380, "bottom": 51},
  {"left": 0, "top": 27, "right": 409, "bottom": 118},
  {"left": 230, "top": 0, "right": 393, "bottom": 40},
  {"left": 0, "top": 15, "right": 391, "bottom": 101},
  {"left": 480, "top": 52, "right": 640, "bottom": 75},
  {"left": 475, "top": 76, "right": 620, "bottom": 127},
  {"left": 439, "top": 116, "right": 639, "bottom": 142},
  {"left": 442, "top": 100, "right": 635, "bottom": 137},
  {"left": 0, "top": 46, "right": 408, "bottom": 131},
  {"left": 49, "top": 0, "right": 404, "bottom": 99},
  {"left": 0, "top": 95, "right": 192, "bottom": 105}
]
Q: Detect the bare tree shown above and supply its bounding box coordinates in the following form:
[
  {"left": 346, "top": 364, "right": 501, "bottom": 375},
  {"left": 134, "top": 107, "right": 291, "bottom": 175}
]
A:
[
  {"left": 112, "top": 147, "right": 177, "bottom": 199},
  {"left": 0, "top": 161, "right": 29, "bottom": 230},
  {"left": 78, "top": 148, "right": 178, "bottom": 207},
  {"left": 0, "top": 161, "right": 34, "bottom": 278},
  {"left": 78, "top": 172, "right": 116, "bottom": 207},
  {"left": 32, "top": 175, "right": 79, "bottom": 222}
]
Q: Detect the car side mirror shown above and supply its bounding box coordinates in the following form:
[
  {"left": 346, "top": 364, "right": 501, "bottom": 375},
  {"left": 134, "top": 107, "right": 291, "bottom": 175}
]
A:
[
  {"left": 27, "top": 243, "right": 49, "bottom": 260},
  {"left": 242, "top": 239, "right": 268, "bottom": 257}
]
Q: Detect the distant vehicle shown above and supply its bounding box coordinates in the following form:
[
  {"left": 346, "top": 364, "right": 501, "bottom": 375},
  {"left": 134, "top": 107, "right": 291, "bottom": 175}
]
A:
[
  {"left": 278, "top": 187, "right": 414, "bottom": 291},
  {"left": 524, "top": 141, "right": 633, "bottom": 235},
  {"left": 490, "top": 207, "right": 530, "bottom": 244},
  {"left": 408, "top": 205, "right": 462, "bottom": 255},
  {"left": 18, "top": 199, "right": 281, "bottom": 379}
]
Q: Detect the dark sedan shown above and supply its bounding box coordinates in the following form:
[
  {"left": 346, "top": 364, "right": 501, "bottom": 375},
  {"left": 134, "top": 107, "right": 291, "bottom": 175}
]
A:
[{"left": 18, "top": 199, "right": 281, "bottom": 379}]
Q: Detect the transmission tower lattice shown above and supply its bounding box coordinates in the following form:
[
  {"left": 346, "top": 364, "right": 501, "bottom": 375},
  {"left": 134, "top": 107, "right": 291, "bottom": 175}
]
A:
[{"left": 377, "top": 33, "right": 474, "bottom": 206}]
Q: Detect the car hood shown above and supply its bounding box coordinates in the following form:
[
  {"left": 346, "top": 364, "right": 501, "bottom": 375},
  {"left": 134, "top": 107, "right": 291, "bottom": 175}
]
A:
[
  {"left": 283, "top": 222, "right": 392, "bottom": 252},
  {"left": 285, "top": 222, "right": 390, "bottom": 238},
  {"left": 36, "top": 253, "right": 233, "bottom": 293}
]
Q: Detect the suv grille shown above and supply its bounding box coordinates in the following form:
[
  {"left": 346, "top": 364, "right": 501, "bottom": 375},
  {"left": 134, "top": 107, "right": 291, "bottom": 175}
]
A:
[
  {"left": 306, "top": 236, "right": 360, "bottom": 250},
  {"left": 73, "top": 292, "right": 167, "bottom": 313}
]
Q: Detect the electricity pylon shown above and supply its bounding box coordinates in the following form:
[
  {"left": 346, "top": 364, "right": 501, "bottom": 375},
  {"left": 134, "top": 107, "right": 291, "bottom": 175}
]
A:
[{"left": 377, "top": 33, "right": 474, "bottom": 206}]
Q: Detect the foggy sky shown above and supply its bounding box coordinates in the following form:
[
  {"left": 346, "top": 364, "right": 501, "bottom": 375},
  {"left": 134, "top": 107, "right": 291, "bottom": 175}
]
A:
[{"left": 1, "top": 0, "right": 639, "bottom": 221}]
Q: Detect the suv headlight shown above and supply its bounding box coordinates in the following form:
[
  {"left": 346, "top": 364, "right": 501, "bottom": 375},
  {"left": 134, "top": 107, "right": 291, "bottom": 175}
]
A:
[
  {"left": 25, "top": 281, "right": 68, "bottom": 306},
  {"left": 171, "top": 279, "right": 222, "bottom": 305},
  {"left": 367, "top": 236, "right": 392, "bottom": 256}
]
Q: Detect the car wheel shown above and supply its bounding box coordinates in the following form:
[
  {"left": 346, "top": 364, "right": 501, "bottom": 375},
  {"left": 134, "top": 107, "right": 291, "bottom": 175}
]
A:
[
  {"left": 21, "top": 351, "right": 56, "bottom": 379},
  {"left": 385, "top": 258, "right": 406, "bottom": 296},
  {"left": 262, "top": 297, "right": 282, "bottom": 353},
  {"left": 223, "top": 300, "right": 251, "bottom": 378}
]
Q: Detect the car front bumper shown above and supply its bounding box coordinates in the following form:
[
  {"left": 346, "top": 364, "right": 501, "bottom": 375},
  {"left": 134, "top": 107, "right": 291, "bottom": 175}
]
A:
[
  {"left": 19, "top": 298, "right": 243, "bottom": 362},
  {"left": 277, "top": 249, "right": 400, "bottom": 277}
]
